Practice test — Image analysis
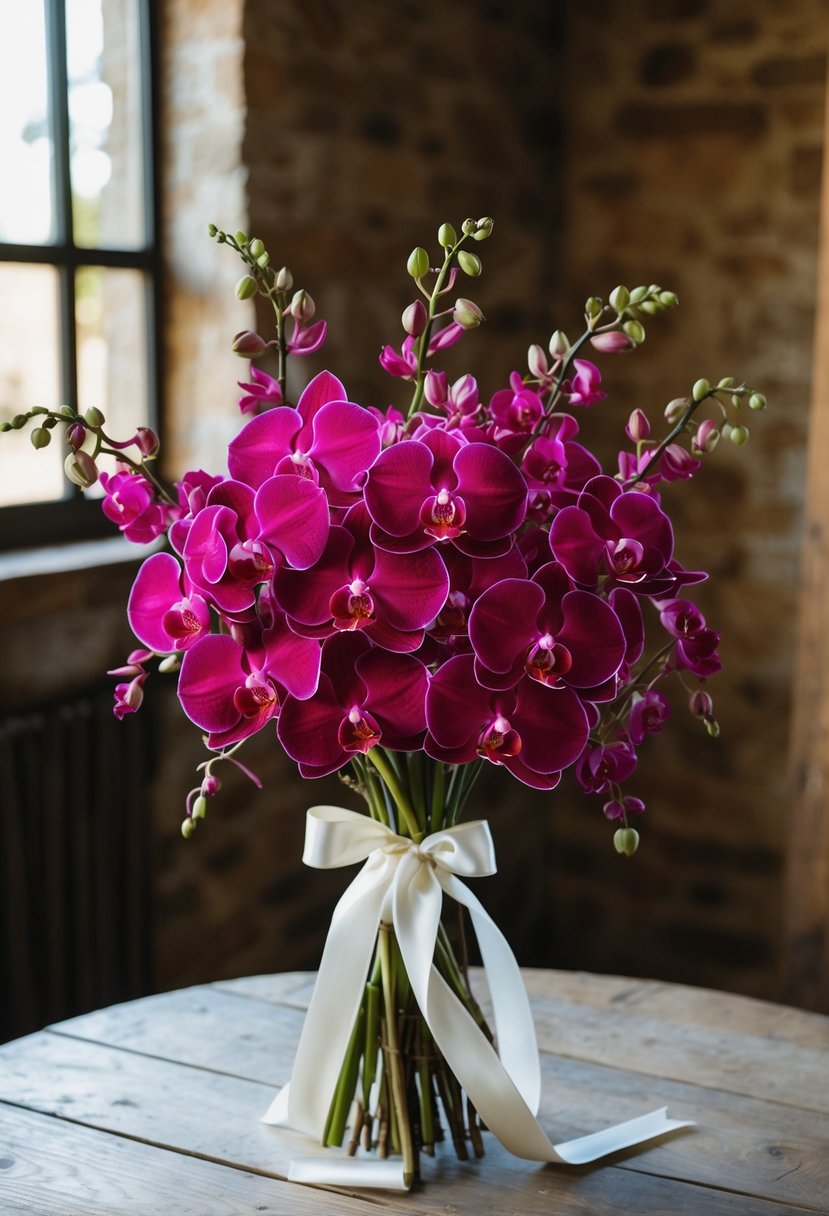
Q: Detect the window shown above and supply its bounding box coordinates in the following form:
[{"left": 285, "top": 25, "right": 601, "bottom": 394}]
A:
[{"left": 0, "top": 0, "right": 159, "bottom": 549}]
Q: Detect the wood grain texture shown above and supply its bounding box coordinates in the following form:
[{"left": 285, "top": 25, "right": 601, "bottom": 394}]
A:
[{"left": 1, "top": 972, "right": 827, "bottom": 1214}]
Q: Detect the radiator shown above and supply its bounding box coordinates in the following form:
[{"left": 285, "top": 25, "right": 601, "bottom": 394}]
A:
[{"left": 0, "top": 685, "right": 153, "bottom": 1042}]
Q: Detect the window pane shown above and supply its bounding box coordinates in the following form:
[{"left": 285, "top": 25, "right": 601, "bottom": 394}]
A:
[
  {"left": 66, "top": 0, "right": 145, "bottom": 249},
  {"left": 0, "top": 265, "right": 64, "bottom": 506},
  {"left": 0, "top": 0, "right": 54, "bottom": 244},
  {"left": 76, "top": 266, "right": 149, "bottom": 489}
]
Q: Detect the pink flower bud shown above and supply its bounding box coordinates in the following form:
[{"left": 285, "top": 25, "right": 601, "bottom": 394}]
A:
[
  {"left": 288, "top": 290, "right": 315, "bottom": 322},
  {"left": 626, "top": 409, "right": 650, "bottom": 442},
  {"left": 692, "top": 418, "right": 720, "bottom": 454},
  {"left": 664, "top": 397, "right": 689, "bottom": 424},
  {"left": 424, "top": 370, "right": 448, "bottom": 408},
  {"left": 201, "top": 774, "right": 221, "bottom": 796},
  {"left": 65, "top": 449, "right": 98, "bottom": 488},
  {"left": 689, "top": 690, "right": 714, "bottom": 717},
  {"left": 527, "top": 344, "right": 549, "bottom": 378},
  {"left": 232, "top": 329, "right": 269, "bottom": 357},
  {"left": 401, "top": 299, "right": 427, "bottom": 337},
  {"left": 67, "top": 422, "right": 87, "bottom": 450},
  {"left": 135, "top": 427, "right": 160, "bottom": 457},
  {"left": 452, "top": 298, "right": 484, "bottom": 329},
  {"left": 589, "top": 331, "right": 633, "bottom": 354}
]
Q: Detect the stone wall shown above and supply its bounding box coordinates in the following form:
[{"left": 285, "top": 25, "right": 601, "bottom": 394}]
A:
[{"left": 9, "top": 1, "right": 821, "bottom": 1009}]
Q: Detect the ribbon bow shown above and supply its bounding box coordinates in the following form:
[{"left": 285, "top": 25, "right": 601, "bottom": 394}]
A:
[{"left": 264, "top": 805, "right": 690, "bottom": 1188}]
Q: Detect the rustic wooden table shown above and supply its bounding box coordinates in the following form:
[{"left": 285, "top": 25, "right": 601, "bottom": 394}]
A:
[{"left": 0, "top": 969, "right": 827, "bottom": 1215}]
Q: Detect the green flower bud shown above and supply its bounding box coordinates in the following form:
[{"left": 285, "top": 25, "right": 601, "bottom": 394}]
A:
[
  {"left": 613, "top": 827, "right": 639, "bottom": 856},
  {"left": 729, "top": 424, "right": 749, "bottom": 446},
  {"left": 0, "top": 422, "right": 10, "bottom": 432},
  {"left": 584, "top": 296, "right": 603, "bottom": 322},
  {"left": 59, "top": 405, "right": 75, "bottom": 418},
  {"left": 10, "top": 414, "right": 28, "bottom": 429},
  {"left": 216, "top": 231, "right": 227, "bottom": 244},
  {"left": 637, "top": 300, "right": 658, "bottom": 315},
  {"left": 462, "top": 218, "right": 477, "bottom": 235},
  {"left": 549, "top": 329, "right": 570, "bottom": 357},
  {"left": 658, "top": 291, "right": 679, "bottom": 308},
  {"left": 181, "top": 817, "right": 197, "bottom": 839},
  {"left": 231, "top": 329, "right": 269, "bottom": 357},
  {"left": 249, "top": 237, "right": 265, "bottom": 258},
  {"left": 192, "top": 795, "right": 208, "bottom": 820},
  {"left": 704, "top": 717, "right": 721, "bottom": 738},
  {"left": 207, "top": 223, "right": 218, "bottom": 237},
  {"left": 609, "top": 285, "right": 629, "bottom": 313},
  {"left": 629, "top": 286, "right": 649, "bottom": 304},
  {"left": 407, "top": 247, "right": 430, "bottom": 278},
  {"left": 31, "top": 405, "right": 49, "bottom": 415},
  {"left": 84, "top": 406, "right": 105, "bottom": 427},
  {"left": 664, "top": 397, "right": 689, "bottom": 424},
  {"left": 473, "top": 217, "right": 494, "bottom": 240},
  {"left": 457, "top": 250, "right": 482, "bottom": 277},
  {"left": 235, "top": 275, "right": 258, "bottom": 301},
  {"left": 452, "top": 298, "right": 484, "bottom": 328},
  {"left": 256, "top": 251, "right": 270, "bottom": 268},
  {"left": 158, "top": 654, "right": 180, "bottom": 673},
  {"left": 623, "top": 319, "right": 645, "bottom": 344},
  {"left": 717, "top": 376, "right": 735, "bottom": 389},
  {"left": 692, "top": 378, "right": 710, "bottom": 402},
  {"left": 749, "top": 392, "right": 767, "bottom": 411},
  {"left": 30, "top": 427, "right": 50, "bottom": 449},
  {"left": 233, "top": 229, "right": 248, "bottom": 247},
  {"left": 275, "top": 266, "right": 293, "bottom": 291},
  {"left": 438, "top": 222, "right": 457, "bottom": 248}
]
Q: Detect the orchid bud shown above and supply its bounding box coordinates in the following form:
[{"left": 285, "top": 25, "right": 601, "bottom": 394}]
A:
[
  {"left": 638, "top": 300, "right": 659, "bottom": 315},
  {"left": 584, "top": 296, "right": 603, "bottom": 322},
  {"left": 424, "top": 370, "right": 448, "bottom": 407},
  {"left": 65, "top": 449, "right": 98, "bottom": 488},
  {"left": 717, "top": 376, "right": 735, "bottom": 389},
  {"left": 548, "top": 330, "right": 569, "bottom": 357},
  {"left": 135, "top": 427, "right": 160, "bottom": 457},
  {"left": 659, "top": 290, "right": 678, "bottom": 308},
  {"left": 629, "top": 286, "right": 648, "bottom": 303},
  {"left": 453, "top": 298, "right": 484, "bottom": 328},
  {"left": 729, "top": 424, "right": 749, "bottom": 445},
  {"left": 462, "top": 217, "right": 477, "bottom": 235},
  {"left": 613, "top": 827, "right": 639, "bottom": 856},
  {"left": 289, "top": 289, "right": 316, "bottom": 322},
  {"left": 457, "top": 251, "right": 482, "bottom": 277},
  {"left": 67, "top": 420, "right": 88, "bottom": 448},
  {"left": 207, "top": 223, "right": 218, "bottom": 237},
  {"left": 590, "top": 331, "right": 633, "bottom": 353},
  {"left": 689, "top": 690, "right": 714, "bottom": 717},
  {"left": 473, "top": 217, "right": 494, "bottom": 240},
  {"left": 201, "top": 774, "right": 221, "bottom": 796},
  {"left": 181, "top": 817, "right": 197, "bottom": 839},
  {"left": 233, "top": 229, "right": 248, "bottom": 246},
  {"left": 664, "top": 396, "right": 688, "bottom": 424},
  {"left": 704, "top": 716, "right": 721, "bottom": 737},
  {"left": 626, "top": 409, "right": 650, "bottom": 442},
  {"left": 693, "top": 418, "right": 719, "bottom": 454},
  {"left": 158, "top": 654, "right": 180, "bottom": 673},
  {"left": 407, "top": 247, "right": 430, "bottom": 278},
  {"left": 84, "top": 406, "right": 105, "bottom": 427},
  {"left": 609, "top": 285, "right": 630, "bottom": 313},
  {"left": 192, "top": 795, "right": 208, "bottom": 820},
  {"left": 623, "top": 318, "right": 646, "bottom": 344},
  {"left": 438, "top": 222, "right": 457, "bottom": 248},
  {"left": 275, "top": 266, "right": 293, "bottom": 291},
  {"left": 232, "top": 329, "right": 269, "bottom": 357},
  {"left": 10, "top": 413, "right": 28, "bottom": 429},
  {"left": 235, "top": 275, "right": 257, "bottom": 301},
  {"left": 249, "top": 238, "right": 265, "bottom": 258},
  {"left": 59, "top": 405, "right": 74, "bottom": 418},
  {"left": 402, "top": 299, "right": 427, "bottom": 336},
  {"left": 30, "top": 426, "right": 51, "bottom": 449},
  {"left": 528, "top": 344, "right": 549, "bottom": 378},
  {"left": 692, "top": 378, "right": 710, "bottom": 402},
  {"left": 749, "top": 392, "right": 767, "bottom": 411}
]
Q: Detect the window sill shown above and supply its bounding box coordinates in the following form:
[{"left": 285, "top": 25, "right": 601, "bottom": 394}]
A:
[{"left": 0, "top": 535, "right": 159, "bottom": 583}]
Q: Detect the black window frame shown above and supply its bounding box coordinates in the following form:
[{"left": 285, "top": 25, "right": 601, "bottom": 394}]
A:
[{"left": 0, "top": 0, "right": 161, "bottom": 551}]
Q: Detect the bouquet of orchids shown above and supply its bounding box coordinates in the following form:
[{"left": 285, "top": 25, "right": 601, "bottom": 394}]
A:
[{"left": 6, "top": 216, "right": 765, "bottom": 1185}]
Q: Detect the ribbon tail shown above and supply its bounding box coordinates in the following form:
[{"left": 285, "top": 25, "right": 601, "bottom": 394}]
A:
[{"left": 264, "top": 859, "right": 390, "bottom": 1137}]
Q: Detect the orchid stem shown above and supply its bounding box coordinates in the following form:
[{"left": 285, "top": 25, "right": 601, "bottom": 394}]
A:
[{"left": 368, "top": 749, "right": 422, "bottom": 841}]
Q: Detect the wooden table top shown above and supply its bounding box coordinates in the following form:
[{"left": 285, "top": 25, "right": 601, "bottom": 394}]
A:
[{"left": 1, "top": 968, "right": 828, "bottom": 1215}]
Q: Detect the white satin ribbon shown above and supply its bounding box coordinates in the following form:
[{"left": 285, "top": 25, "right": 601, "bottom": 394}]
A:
[{"left": 263, "top": 805, "right": 691, "bottom": 1188}]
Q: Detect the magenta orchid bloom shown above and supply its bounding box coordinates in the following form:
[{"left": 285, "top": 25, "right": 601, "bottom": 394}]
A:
[
  {"left": 177, "top": 618, "right": 320, "bottom": 750},
  {"left": 128, "top": 551, "right": 210, "bottom": 653},
  {"left": 425, "top": 653, "right": 589, "bottom": 789},
  {"left": 286, "top": 317, "right": 327, "bottom": 355},
  {"left": 563, "top": 359, "right": 606, "bottom": 408},
  {"left": 549, "top": 475, "right": 674, "bottom": 594},
  {"left": 228, "top": 370, "right": 380, "bottom": 504},
  {"left": 575, "top": 739, "right": 638, "bottom": 795},
  {"left": 274, "top": 504, "right": 450, "bottom": 653},
  {"left": 489, "top": 371, "right": 544, "bottom": 437},
  {"left": 277, "top": 633, "right": 429, "bottom": 777},
  {"left": 428, "top": 546, "right": 527, "bottom": 648},
  {"left": 364, "top": 426, "right": 528, "bottom": 556},
  {"left": 468, "top": 562, "right": 626, "bottom": 693},
  {"left": 99, "top": 469, "right": 172, "bottom": 543},
  {"left": 237, "top": 365, "right": 283, "bottom": 416},
  {"left": 627, "top": 689, "right": 670, "bottom": 744},
  {"left": 379, "top": 335, "right": 418, "bottom": 380},
  {"left": 182, "top": 480, "right": 272, "bottom": 615}
]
